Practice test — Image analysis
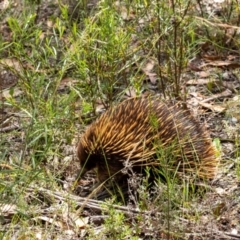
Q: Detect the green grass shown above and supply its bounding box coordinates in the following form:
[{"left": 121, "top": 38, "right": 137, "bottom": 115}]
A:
[{"left": 0, "top": 0, "right": 239, "bottom": 239}]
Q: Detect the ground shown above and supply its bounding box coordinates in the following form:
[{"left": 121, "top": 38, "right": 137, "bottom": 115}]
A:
[{"left": 0, "top": 0, "right": 240, "bottom": 239}]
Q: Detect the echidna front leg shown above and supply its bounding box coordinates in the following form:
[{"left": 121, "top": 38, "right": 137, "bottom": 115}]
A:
[{"left": 74, "top": 166, "right": 102, "bottom": 197}]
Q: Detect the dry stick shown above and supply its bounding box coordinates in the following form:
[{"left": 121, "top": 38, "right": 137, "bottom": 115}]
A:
[
  {"left": 0, "top": 164, "right": 14, "bottom": 170},
  {"left": 0, "top": 125, "right": 20, "bottom": 133},
  {"left": 32, "top": 187, "right": 152, "bottom": 216},
  {"left": 18, "top": 187, "right": 237, "bottom": 239},
  {"left": 189, "top": 89, "right": 232, "bottom": 104},
  {"left": 195, "top": 16, "right": 240, "bottom": 30},
  {"left": 200, "top": 89, "right": 232, "bottom": 103},
  {"left": 224, "top": 232, "right": 240, "bottom": 239}
]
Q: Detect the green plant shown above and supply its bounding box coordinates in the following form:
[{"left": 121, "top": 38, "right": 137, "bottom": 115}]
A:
[
  {"left": 69, "top": 3, "right": 133, "bottom": 108},
  {"left": 0, "top": 0, "right": 237, "bottom": 238}
]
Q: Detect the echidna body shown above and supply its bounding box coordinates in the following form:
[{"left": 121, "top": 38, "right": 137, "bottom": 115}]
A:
[{"left": 77, "top": 98, "right": 218, "bottom": 186}]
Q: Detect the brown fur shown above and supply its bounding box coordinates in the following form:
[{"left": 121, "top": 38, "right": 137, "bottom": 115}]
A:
[{"left": 77, "top": 98, "right": 219, "bottom": 187}]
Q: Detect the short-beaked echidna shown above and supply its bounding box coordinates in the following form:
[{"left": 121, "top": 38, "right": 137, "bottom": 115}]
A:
[{"left": 77, "top": 98, "right": 218, "bottom": 188}]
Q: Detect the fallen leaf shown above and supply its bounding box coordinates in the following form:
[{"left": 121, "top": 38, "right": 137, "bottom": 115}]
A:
[
  {"left": 75, "top": 217, "right": 89, "bottom": 228},
  {"left": 200, "top": 61, "right": 240, "bottom": 69},
  {"left": 0, "top": 204, "right": 17, "bottom": 216},
  {"left": 125, "top": 86, "right": 137, "bottom": 97},
  {"left": 198, "top": 102, "right": 226, "bottom": 113},
  {"left": 0, "top": 0, "right": 9, "bottom": 10},
  {"left": 2, "top": 87, "right": 23, "bottom": 99},
  {"left": 186, "top": 79, "right": 218, "bottom": 85},
  {"left": 197, "top": 71, "right": 210, "bottom": 78},
  {"left": 33, "top": 216, "right": 63, "bottom": 229},
  {"left": 0, "top": 58, "right": 22, "bottom": 72}
]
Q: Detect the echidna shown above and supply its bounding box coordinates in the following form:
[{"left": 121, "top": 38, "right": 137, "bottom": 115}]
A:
[{"left": 77, "top": 98, "right": 218, "bottom": 190}]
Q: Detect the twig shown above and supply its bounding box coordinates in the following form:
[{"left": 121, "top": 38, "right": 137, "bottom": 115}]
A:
[
  {"left": 0, "top": 125, "right": 20, "bottom": 133},
  {"left": 31, "top": 187, "right": 155, "bottom": 217}
]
